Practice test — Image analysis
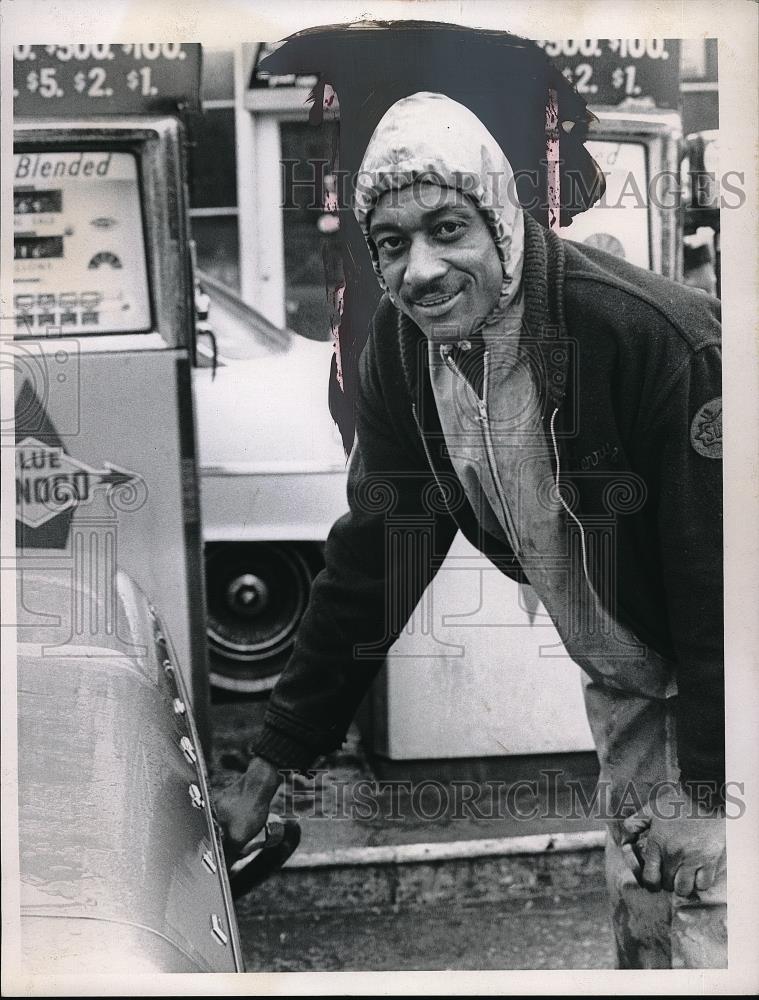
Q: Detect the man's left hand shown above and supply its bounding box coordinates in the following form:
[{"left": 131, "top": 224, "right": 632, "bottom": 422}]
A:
[{"left": 621, "top": 783, "right": 726, "bottom": 897}]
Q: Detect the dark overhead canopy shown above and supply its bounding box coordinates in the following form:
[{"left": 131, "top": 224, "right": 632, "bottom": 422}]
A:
[{"left": 257, "top": 20, "right": 604, "bottom": 227}]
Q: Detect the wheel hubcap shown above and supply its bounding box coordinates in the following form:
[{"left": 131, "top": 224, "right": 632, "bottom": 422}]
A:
[{"left": 226, "top": 574, "right": 270, "bottom": 617}]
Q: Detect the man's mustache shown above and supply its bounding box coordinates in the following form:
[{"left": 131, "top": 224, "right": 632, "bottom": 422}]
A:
[{"left": 404, "top": 282, "right": 461, "bottom": 304}]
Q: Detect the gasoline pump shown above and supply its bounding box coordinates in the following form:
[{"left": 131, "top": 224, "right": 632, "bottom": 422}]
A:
[{"left": 8, "top": 42, "right": 292, "bottom": 976}]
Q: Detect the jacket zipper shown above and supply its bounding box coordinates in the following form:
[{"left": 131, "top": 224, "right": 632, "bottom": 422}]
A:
[
  {"left": 441, "top": 345, "right": 522, "bottom": 555},
  {"left": 419, "top": 345, "right": 596, "bottom": 598},
  {"left": 549, "top": 406, "right": 594, "bottom": 593}
]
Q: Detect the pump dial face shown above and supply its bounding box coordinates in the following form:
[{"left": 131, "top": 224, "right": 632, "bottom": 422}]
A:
[{"left": 13, "top": 150, "right": 151, "bottom": 336}]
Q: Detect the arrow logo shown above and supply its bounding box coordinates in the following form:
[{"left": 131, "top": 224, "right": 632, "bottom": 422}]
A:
[{"left": 16, "top": 435, "right": 144, "bottom": 529}]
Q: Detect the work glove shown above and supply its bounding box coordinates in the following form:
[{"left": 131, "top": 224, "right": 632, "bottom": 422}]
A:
[
  {"left": 621, "top": 782, "right": 726, "bottom": 897},
  {"left": 215, "top": 754, "right": 282, "bottom": 867}
]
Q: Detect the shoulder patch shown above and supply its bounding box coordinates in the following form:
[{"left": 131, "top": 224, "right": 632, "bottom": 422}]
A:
[{"left": 690, "top": 397, "right": 722, "bottom": 459}]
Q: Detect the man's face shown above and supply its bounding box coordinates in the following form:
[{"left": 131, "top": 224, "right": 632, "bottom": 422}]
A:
[{"left": 369, "top": 181, "right": 503, "bottom": 340}]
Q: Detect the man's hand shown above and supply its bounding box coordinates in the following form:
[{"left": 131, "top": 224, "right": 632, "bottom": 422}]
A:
[
  {"left": 621, "top": 782, "right": 726, "bottom": 897},
  {"left": 215, "top": 755, "right": 282, "bottom": 865}
]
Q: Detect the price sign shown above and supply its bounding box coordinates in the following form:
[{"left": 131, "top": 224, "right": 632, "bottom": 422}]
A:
[
  {"left": 536, "top": 39, "right": 681, "bottom": 109},
  {"left": 13, "top": 43, "right": 201, "bottom": 117}
]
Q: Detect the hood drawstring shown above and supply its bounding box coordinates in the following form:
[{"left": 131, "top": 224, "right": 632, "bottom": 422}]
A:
[{"left": 550, "top": 406, "right": 593, "bottom": 593}]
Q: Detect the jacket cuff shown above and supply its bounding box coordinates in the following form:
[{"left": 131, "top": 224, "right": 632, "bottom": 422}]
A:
[
  {"left": 248, "top": 723, "right": 322, "bottom": 773},
  {"left": 675, "top": 699, "right": 725, "bottom": 803},
  {"left": 678, "top": 768, "right": 726, "bottom": 809},
  {"left": 677, "top": 750, "right": 726, "bottom": 808}
]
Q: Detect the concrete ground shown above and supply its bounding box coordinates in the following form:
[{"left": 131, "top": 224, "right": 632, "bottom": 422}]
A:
[{"left": 238, "top": 893, "right": 615, "bottom": 972}]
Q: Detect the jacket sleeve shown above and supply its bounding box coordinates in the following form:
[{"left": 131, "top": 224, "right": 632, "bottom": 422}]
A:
[
  {"left": 641, "top": 341, "right": 725, "bottom": 793},
  {"left": 250, "top": 325, "right": 460, "bottom": 770}
]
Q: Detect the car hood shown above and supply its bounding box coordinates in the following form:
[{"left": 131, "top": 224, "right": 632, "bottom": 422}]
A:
[{"left": 193, "top": 335, "right": 348, "bottom": 471}]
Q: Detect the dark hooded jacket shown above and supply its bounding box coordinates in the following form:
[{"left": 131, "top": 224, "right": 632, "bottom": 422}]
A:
[{"left": 252, "top": 210, "right": 724, "bottom": 791}]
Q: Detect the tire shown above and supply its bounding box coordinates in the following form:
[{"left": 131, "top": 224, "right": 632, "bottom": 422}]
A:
[{"left": 205, "top": 541, "right": 322, "bottom": 694}]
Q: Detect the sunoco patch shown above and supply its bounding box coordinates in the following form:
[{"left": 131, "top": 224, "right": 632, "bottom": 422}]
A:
[{"left": 690, "top": 397, "right": 722, "bottom": 459}]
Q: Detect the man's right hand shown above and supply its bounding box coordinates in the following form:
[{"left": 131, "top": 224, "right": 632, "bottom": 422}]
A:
[{"left": 215, "top": 754, "right": 282, "bottom": 865}]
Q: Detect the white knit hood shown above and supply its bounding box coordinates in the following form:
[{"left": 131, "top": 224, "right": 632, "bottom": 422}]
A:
[{"left": 353, "top": 91, "right": 524, "bottom": 305}]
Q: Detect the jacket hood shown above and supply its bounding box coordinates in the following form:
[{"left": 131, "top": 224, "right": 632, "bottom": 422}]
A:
[{"left": 354, "top": 91, "right": 523, "bottom": 301}]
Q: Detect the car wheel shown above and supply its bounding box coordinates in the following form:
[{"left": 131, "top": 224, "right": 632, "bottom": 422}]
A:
[{"left": 205, "top": 541, "right": 321, "bottom": 694}]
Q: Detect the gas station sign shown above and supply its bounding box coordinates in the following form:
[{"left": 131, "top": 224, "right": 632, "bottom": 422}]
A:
[
  {"left": 13, "top": 43, "right": 201, "bottom": 117},
  {"left": 535, "top": 38, "right": 681, "bottom": 109}
]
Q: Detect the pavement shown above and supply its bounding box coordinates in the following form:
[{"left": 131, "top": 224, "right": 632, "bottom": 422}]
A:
[
  {"left": 209, "top": 693, "right": 616, "bottom": 971},
  {"left": 239, "top": 893, "right": 615, "bottom": 971}
]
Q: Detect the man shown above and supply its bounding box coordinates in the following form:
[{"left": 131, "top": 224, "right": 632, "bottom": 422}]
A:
[{"left": 218, "top": 90, "right": 726, "bottom": 969}]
